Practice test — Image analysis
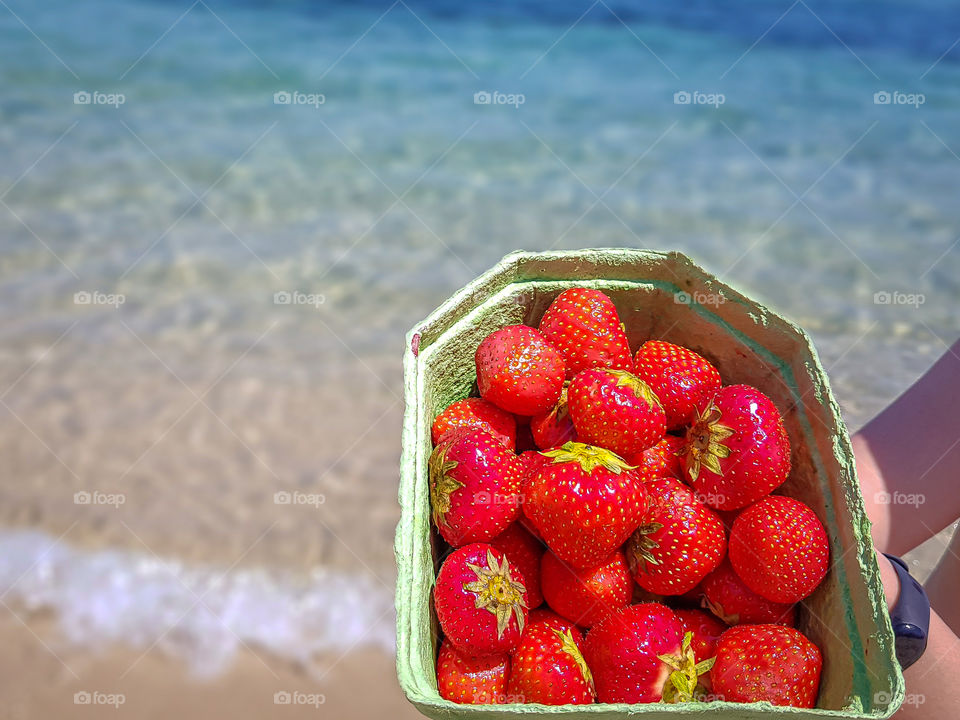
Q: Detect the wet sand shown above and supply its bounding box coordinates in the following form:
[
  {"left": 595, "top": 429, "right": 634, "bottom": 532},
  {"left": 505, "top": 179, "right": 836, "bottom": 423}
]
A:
[{"left": 0, "top": 608, "right": 422, "bottom": 720}]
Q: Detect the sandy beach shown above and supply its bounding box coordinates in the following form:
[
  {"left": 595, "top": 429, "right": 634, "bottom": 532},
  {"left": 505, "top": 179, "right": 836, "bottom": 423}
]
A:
[
  {"left": 2, "top": 0, "right": 960, "bottom": 716},
  {"left": 0, "top": 608, "right": 422, "bottom": 720}
]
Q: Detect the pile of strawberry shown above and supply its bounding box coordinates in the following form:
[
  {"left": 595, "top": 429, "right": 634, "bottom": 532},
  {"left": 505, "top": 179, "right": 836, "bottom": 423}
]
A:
[{"left": 429, "top": 288, "right": 830, "bottom": 708}]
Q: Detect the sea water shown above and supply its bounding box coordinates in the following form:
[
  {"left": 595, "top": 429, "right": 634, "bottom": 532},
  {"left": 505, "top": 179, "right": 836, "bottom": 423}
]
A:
[{"left": 1, "top": 0, "right": 959, "bottom": 675}]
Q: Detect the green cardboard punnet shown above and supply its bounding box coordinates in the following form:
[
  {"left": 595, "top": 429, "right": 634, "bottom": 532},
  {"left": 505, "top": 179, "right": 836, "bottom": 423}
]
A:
[{"left": 396, "top": 249, "right": 903, "bottom": 718}]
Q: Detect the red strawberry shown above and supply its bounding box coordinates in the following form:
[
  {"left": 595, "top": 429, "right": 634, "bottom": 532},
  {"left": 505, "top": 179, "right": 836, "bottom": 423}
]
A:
[
  {"left": 523, "top": 442, "right": 646, "bottom": 569},
  {"left": 490, "top": 522, "right": 545, "bottom": 608},
  {"left": 681, "top": 384, "right": 791, "bottom": 510},
  {"left": 526, "top": 607, "right": 567, "bottom": 628},
  {"left": 627, "top": 477, "right": 726, "bottom": 595},
  {"left": 701, "top": 559, "right": 796, "bottom": 626},
  {"left": 538, "top": 287, "right": 634, "bottom": 378},
  {"left": 429, "top": 429, "right": 524, "bottom": 546},
  {"left": 711, "top": 624, "right": 822, "bottom": 707},
  {"left": 436, "top": 638, "right": 510, "bottom": 704},
  {"left": 567, "top": 368, "right": 666, "bottom": 457},
  {"left": 672, "top": 608, "right": 726, "bottom": 690},
  {"left": 434, "top": 544, "right": 529, "bottom": 656},
  {"left": 729, "top": 496, "right": 829, "bottom": 604},
  {"left": 583, "top": 603, "right": 710, "bottom": 703},
  {"left": 517, "top": 450, "right": 547, "bottom": 480},
  {"left": 633, "top": 341, "right": 722, "bottom": 430},
  {"left": 529, "top": 384, "right": 577, "bottom": 450},
  {"left": 516, "top": 451, "right": 548, "bottom": 541},
  {"left": 432, "top": 398, "right": 517, "bottom": 450},
  {"left": 476, "top": 325, "right": 565, "bottom": 416},
  {"left": 540, "top": 550, "right": 632, "bottom": 628},
  {"left": 508, "top": 612, "right": 596, "bottom": 704},
  {"left": 627, "top": 434, "right": 685, "bottom": 480}
]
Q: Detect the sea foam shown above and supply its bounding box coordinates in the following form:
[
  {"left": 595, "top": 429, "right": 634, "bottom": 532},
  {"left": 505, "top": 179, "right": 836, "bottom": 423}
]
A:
[{"left": 0, "top": 529, "right": 396, "bottom": 677}]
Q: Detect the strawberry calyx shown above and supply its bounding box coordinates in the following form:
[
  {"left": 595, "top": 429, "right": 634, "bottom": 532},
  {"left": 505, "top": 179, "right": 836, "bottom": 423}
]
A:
[
  {"left": 552, "top": 627, "right": 595, "bottom": 693},
  {"left": 700, "top": 594, "right": 737, "bottom": 625},
  {"left": 555, "top": 383, "right": 571, "bottom": 420},
  {"left": 541, "top": 383, "right": 571, "bottom": 423},
  {"left": 540, "top": 441, "right": 636, "bottom": 475},
  {"left": 658, "top": 631, "right": 716, "bottom": 703},
  {"left": 604, "top": 369, "right": 663, "bottom": 412},
  {"left": 684, "top": 401, "right": 734, "bottom": 481},
  {"left": 627, "top": 520, "right": 665, "bottom": 573},
  {"left": 428, "top": 444, "right": 463, "bottom": 528},
  {"left": 463, "top": 549, "right": 528, "bottom": 639}
]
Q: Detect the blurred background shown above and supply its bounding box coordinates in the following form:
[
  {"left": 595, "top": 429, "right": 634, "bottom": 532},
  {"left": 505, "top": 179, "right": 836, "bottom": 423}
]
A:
[{"left": 1, "top": 0, "right": 959, "bottom": 717}]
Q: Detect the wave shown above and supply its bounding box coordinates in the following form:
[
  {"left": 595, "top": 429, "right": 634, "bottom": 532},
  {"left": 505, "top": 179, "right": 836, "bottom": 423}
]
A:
[{"left": 0, "top": 529, "right": 396, "bottom": 678}]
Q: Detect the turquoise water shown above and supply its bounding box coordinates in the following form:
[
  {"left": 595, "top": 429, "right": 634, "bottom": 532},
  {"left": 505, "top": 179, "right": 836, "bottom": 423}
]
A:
[{"left": 1, "top": 0, "right": 960, "bottom": 673}]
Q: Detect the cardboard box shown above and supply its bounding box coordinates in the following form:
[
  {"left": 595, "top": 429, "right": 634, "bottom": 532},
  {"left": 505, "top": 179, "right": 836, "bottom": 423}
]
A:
[{"left": 397, "top": 249, "right": 903, "bottom": 718}]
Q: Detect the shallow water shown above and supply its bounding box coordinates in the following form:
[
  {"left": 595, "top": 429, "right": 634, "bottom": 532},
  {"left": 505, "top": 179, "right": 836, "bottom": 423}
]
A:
[{"left": 1, "top": 0, "right": 959, "bottom": 674}]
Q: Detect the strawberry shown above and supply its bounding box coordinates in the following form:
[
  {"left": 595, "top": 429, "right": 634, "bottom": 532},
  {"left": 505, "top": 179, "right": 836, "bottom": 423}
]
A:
[
  {"left": 489, "top": 522, "right": 545, "bottom": 608},
  {"left": 681, "top": 384, "right": 791, "bottom": 510},
  {"left": 526, "top": 607, "right": 567, "bottom": 627},
  {"left": 701, "top": 559, "right": 796, "bottom": 626},
  {"left": 633, "top": 340, "right": 722, "bottom": 430},
  {"left": 711, "top": 624, "right": 822, "bottom": 707},
  {"left": 475, "top": 325, "right": 565, "bottom": 416},
  {"left": 508, "top": 612, "right": 596, "bottom": 704},
  {"left": 627, "top": 477, "right": 726, "bottom": 595},
  {"left": 672, "top": 608, "right": 726, "bottom": 690},
  {"left": 729, "top": 495, "right": 829, "bottom": 604},
  {"left": 436, "top": 638, "right": 510, "bottom": 704},
  {"left": 432, "top": 397, "right": 517, "bottom": 450},
  {"left": 567, "top": 368, "right": 666, "bottom": 458},
  {"left": 538, "top": 287, "right": 634, "bottom": 378},
  {"left": 429, "top": 429, "right": 524, "bottom": 546},
  {"left": 434, "top": 544, "right": 529, "bottom": 656},
  {"left": 523, "top": 442, "right": 646, "bottom": 569},
  {"left": 627, "top": 433, "right": 685, "bottom": 481},
  {"left": 529, "top": 384, "right": 577, "bottom": 450},
  {"left": 583, "top": 603, "right": 711, "bottom": 704},
  {"left": 517, "top": 450, "right": 547, "bottom": 480},
  {"left": 540, "top": 550, "right": 632, "bottom": 628},
  {"left": 516, "top": 451, "right": 548, "bottom": 541}
]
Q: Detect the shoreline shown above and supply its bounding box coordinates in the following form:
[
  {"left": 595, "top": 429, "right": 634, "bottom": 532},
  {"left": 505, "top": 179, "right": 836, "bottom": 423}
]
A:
[{"left": 0, "top": 608, "right": 421, "bottom": 720}]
